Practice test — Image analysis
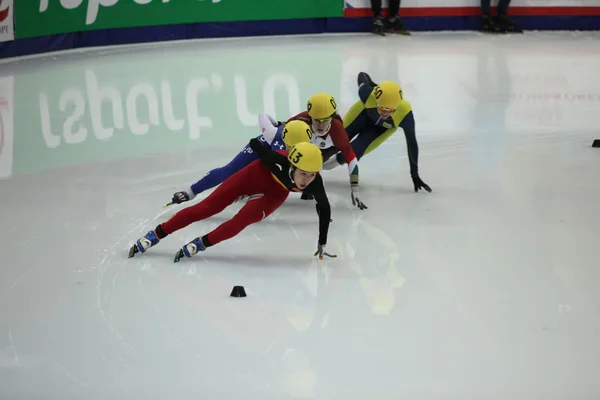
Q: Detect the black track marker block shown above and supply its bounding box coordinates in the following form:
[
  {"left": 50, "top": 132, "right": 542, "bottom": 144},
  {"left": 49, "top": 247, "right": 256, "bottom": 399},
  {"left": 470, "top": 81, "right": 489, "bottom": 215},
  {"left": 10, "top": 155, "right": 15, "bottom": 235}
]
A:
[{"left": 230, "top": 286, "right": 247, "bottom": 298}]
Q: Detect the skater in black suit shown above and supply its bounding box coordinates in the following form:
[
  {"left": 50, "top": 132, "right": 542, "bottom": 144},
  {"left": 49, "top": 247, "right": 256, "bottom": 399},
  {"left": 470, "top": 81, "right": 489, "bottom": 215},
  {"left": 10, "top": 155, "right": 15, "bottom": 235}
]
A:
[
  {"left": 370, "top": 0, "right": 409, "bottom": 36},
  {"left": 481, "top": 0, "right": 521, "bottom": 33}
]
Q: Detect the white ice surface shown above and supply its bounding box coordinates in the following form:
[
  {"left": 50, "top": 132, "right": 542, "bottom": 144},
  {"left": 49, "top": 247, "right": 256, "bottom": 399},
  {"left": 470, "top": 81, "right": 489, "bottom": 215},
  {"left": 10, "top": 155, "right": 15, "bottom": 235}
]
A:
[{"left": 0, "top": 31, "right": 599, "bottom": 400}]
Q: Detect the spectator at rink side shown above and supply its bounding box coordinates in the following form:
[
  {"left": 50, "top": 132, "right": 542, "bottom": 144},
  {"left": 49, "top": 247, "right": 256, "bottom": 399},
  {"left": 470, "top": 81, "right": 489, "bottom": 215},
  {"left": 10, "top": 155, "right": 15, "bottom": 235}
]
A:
[
  {"left": 481, "top": 0, "right": 522, "bottom": 33},
  {"left": 370, "top": 0, "right": 410, "bottom": 36}
]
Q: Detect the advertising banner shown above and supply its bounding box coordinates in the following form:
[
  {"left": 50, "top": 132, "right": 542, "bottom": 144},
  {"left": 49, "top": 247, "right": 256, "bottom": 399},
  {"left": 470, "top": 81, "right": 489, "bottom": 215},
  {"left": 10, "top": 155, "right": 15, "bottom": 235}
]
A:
[
  {"left": 15, "top": 0, "right": 344, "bottom": 39},
  {"left": 0, "top": 0, "right": 14, "bottom": 42},
  {"left": 0, "top": 75, "right": 14, "bottom": 179}
]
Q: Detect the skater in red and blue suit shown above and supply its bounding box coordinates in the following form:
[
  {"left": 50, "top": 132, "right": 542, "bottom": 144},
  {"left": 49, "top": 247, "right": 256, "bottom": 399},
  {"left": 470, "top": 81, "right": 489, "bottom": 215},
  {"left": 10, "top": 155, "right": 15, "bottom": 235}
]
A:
[{"left": 168, "top": 116, "right": 313, "bottom": 205}]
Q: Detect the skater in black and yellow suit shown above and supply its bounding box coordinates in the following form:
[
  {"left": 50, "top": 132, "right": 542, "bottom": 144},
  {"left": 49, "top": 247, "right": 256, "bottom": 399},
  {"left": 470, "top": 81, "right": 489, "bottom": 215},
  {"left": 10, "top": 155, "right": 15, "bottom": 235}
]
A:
[{"left": 323, "top": 72, "right": 431, "bottom": 193}]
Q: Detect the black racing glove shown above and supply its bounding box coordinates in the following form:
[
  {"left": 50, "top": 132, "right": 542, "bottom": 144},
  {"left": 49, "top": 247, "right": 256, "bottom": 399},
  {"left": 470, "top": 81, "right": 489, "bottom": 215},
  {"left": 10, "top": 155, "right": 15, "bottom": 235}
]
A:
[
  {"left": 172, "top": 190, "right": 196, "bottom": 204},
  {"left": 314, "top": 243, "right": 337, "bottom": 260},
  {"left": 412, "top": 176, "right": 432, "bottom": 193}
]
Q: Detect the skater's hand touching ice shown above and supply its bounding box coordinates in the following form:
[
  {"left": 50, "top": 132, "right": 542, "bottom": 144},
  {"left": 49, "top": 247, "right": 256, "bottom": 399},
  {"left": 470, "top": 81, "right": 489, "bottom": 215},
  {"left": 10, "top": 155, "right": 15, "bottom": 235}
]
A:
[
  {"left": 411, "top": 176, "right": 432, "bottom": 193},
  {"left": 314, "top": 244, "right": 337, "bottom": 260},
  {"left": 350, "top": 185, "right": 368, "bottom": 210}
]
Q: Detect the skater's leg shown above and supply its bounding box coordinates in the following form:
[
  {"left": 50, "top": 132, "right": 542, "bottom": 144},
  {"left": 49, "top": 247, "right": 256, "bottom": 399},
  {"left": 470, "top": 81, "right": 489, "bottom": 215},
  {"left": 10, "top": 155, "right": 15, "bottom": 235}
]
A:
[
  {"left": 388, "top": 0, "right": 400, "bottom": 16},
  {"left": 370, "top": 0, "right": 382, "bottom": 14},
  {"left": 343, "top": 101, "right": 372, "bottom": 140},
  {"left": 321, "top": 147, "right": 339, "bottom": 163},
  {"left": 162, "top": 168, "right": 254, "bottom": 235},
  {"left": 362, "top": 126, "right": 399, "bottom": 158},
  {"left": 495, "top": 0, "right": 519, "bottom": 31},
  {"left": 337, "top": 126, "right": 385, "bottom": 164},
  {"left": 386, "top": 0, "right": 408, "bottom": 33},
  {"left": 177, "top": 190, "right": 289, "bottom": 259},
  {"left": 497, "top": 0, "right": 512, "bottom": 15},
  {"left": 480, "top": 0, "right": 491, "bottom": 15},
  {"left": 326, "top": 109, "right": 372, "bottom": 169},
  {"left": 370, "top": 0, "right": 385, "bottom": 35},
  {"left": 190, "top": 144, "right": 257, "bottom": 195},
  {"left": 357, "top": 72, "right": 377, "bottom": 89},
  {"left": 481, "top": 0, "right": 502, "bottom": 32},
  {"left": 131, "top": 161, "right": 274, "bottom": 259},
  {"left": 206, "top": 191, "right": 288, "bottom": 246},
  {"left": 130, "top": 163, "right": 259, "bottom": 256}
]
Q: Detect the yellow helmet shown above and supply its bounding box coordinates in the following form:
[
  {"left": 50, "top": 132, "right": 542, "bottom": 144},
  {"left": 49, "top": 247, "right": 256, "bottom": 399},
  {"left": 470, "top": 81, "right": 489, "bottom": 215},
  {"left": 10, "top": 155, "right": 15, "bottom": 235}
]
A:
[
  {"left": 287, "top": 142, "right": 323, "bottom": 173},
  {"left": 373, "top": 81, "right": 403, "bottom": 109},
  {"left": 306, "top": 93, "right": 337, "bottom": 120},
  {"left": 281, "top": 120, "right": 313, "bottom": 148}
]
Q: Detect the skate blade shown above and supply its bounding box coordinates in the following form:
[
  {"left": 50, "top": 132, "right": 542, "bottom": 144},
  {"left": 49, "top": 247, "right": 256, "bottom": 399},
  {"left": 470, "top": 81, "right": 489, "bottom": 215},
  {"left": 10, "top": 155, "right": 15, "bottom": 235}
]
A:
[
  {"left": 174, "top": 249, "right": 184, "bottom": 263},
  {"left": 128, "top": 244, "right": 139, "bottom": 258},
  {"left": 481, "top": 28, "right": 507, "bottom": 34},
  {"left": 388, "top": 30, "right": 411, "bottom": 35}
]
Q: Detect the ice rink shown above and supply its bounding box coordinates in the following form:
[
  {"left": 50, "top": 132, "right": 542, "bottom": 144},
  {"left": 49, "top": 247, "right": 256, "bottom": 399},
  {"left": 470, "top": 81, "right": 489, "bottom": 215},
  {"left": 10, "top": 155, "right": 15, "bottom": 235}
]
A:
[{"left": 1, "top": 31, "right": 599, "bottom": 399}]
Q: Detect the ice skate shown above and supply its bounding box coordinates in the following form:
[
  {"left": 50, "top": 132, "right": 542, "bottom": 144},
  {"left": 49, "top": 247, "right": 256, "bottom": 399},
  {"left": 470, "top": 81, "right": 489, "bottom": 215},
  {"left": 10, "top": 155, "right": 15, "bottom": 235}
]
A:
[
  {"left": 386, "top": 17, "right": 410, "bottom": 35},
  {"left": 174, "top": 237, "right": 206, "bottom": 263},
  {"left": 128, "top": 230, "right": 160, "bottom": 258},
  {"left": 495, "top": 14, "right": 522, "bottom": 33},
  {"left": 357, "top": 71, "right": 377, "bottom": 88},
  {"left": 481, "top": 14, "right": 504, "bottom": 33},
  {"left": 372, "top": 15, "right": 385, "bottom": 36}
]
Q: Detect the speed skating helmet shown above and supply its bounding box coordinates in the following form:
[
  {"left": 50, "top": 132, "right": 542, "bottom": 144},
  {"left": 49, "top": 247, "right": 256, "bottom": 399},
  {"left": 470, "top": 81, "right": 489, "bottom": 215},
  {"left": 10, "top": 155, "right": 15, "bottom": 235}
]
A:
[
  {"left": 281, "top": 120, "right": 313, "bottom": 148},
  {"left": 306, "top": 93, "right": 337, "bottom": 120},
  {"left": 374, "top": 81, "right": 403, "bottom": 110},
  {"left": 287, "top": 142, "right": 323, "bottom": 173}
]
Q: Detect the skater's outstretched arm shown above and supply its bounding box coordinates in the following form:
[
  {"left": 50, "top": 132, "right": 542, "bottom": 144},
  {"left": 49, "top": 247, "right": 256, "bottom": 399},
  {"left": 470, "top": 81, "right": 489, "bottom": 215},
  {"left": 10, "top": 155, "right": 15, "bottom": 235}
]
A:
[
  {"left": 308, "top": 175, "right": 331, "bottom": 245},
  {"left": 305, "top": 175, "right": 336, "bottom": 260},
  {"left": 398, "top": 111, "right": 419, "bottom": 178}
]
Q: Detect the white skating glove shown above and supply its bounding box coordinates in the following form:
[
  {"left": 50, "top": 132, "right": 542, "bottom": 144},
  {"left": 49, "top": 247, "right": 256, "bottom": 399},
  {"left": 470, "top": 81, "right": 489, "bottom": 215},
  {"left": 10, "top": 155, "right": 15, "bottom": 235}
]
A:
[
  {"left": 171, "top": 188, "right": 196, "bottom": 204},
  {"left": 323, "top": 157, "right": 343, "bottom": 171},
  {"left": 351, "top": 185, "right": 368, "bottom": 210},
  {"left": 266, "top": 113, "right": 281, "bottom": 127},
  {"left": 314, "top": 243, "right": 337, "bottom": 260},
  {"left": 258, "top": 113, "right": 279, "bottom": 143}
]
